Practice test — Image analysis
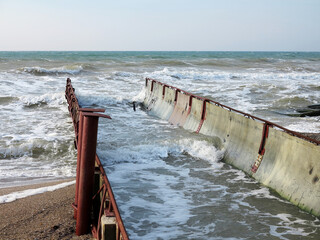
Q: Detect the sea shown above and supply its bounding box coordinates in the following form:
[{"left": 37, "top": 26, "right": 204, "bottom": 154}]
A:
[{"left": 0, "top": 51, "right": 320, "bottom": 239}]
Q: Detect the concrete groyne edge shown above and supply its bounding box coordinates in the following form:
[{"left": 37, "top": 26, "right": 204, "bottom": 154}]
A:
[{"left": 143, "top": 78, "right": 320, "bottom": 217}]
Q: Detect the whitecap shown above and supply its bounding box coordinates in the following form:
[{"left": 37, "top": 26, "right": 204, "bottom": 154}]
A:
[
  {"left": 177, "top": 139, "right": 225, "bottom": 168},
  {"left": 19, "top": 92, "right": 65, "bottom": 107},
  {"left": 23, "top": 65, "right": 83, "bottom": 75}
]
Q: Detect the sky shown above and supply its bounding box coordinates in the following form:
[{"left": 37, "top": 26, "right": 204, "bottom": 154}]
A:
[{"left": 0, "top": 0, "right": 319, "bottom": 51}]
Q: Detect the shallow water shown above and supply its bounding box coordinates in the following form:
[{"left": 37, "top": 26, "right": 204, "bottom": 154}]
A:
[{"left": 0, "top": 51, "right": 320, "bottom": 239}]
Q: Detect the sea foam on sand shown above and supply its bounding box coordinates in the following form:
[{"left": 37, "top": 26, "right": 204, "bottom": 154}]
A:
[{"left": 0, "top": 180, "right": 75, "bottom": 204}]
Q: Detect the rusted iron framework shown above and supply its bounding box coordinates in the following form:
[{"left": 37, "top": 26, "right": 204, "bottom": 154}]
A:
[
  {"left": 146, "top": 77, "right": 320, "bottom": 146},
  {"left": 65, "top": 78, "right": 129, "bottom": 240}
]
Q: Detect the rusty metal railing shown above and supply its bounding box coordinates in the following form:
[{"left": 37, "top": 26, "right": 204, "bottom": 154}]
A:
[
  {"left": 65, "top": 78, "right": 129, "bottom": 240},
  {"left": 146, "top": 78, "right": 320, "bottom": 146}
]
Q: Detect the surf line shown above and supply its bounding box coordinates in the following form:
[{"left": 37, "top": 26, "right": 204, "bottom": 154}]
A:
[{"left": 0, "top": 180, "right": 76, "bottom": 204}]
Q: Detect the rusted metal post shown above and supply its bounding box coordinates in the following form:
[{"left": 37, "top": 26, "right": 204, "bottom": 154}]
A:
[
  {"left": 76, "top": 113, "right": 98, "bottom": 235},
  {"left": 133, "top": 102, "right": 136, "bottom": 111},
  {"left": 76, "top": 112, "right": 110, "bottom": 236},
  {"left": 66, "top": 79, "right": 129, "bottom": 239},
  {"left": 73, "top": 108, "right": 105, "bottom": 219},
  {"left": 73, "top": 110, "right": 83, "bottom": 219}
]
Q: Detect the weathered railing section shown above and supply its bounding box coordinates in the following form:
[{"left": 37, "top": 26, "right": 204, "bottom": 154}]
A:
[
  {"left": 65, "top": 78, "right": 129, "bottom": 240},
  {"left": 146, "top": 78, "right": 320, "bottom": 146},
  {"left": 144, "top": 78, "right": 320, "bottom": 217}
]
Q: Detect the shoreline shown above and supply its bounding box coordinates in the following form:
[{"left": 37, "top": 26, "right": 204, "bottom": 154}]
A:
[
  {"left": 0, "top": 176, "right": 77, "bottom": 190},
  {"left": 0, "top": 179, "right": 92, "bottom": 240},
  {"left": 0, "top": 178, "right": 75, "bottom": 196}
]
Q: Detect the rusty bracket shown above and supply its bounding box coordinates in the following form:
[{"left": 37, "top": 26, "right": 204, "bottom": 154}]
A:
[
  {"left": 252, "top": 123, "right": 270, "bottom": 173},
  {"left": 196, "top": 99, "right": 209, "bottom": 133},
  {"left": 66, "top": 78, "right": 129, "bottom": 240}
]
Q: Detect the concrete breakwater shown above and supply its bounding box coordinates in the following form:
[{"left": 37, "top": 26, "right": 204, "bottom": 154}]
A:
[{"left": 143, "top": 78, "right": 320, "bottom": 217}]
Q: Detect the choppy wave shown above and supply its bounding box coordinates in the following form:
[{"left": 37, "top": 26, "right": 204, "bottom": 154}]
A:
[
  {"left": 149, "top": 67, "right": 320, "bottom": 83},
  {"left": 1, "top": 51, "right": 320, "bottom": 238},
  {"left": 0, "top": 135, "right": 76, "bottom": 187},
  {"left": 177, "top": 139, "right": 225, "bottom": 168},
  {"left": 0, "top": 157, "right": 76, "bottom": 187},
  {"left": 20, "top": 92, "right": 65, "bottom": 108},
  {"left": 119, "top": 56, "right": 320, "bottom": 72},
  {"left": 0, "top": 133, "right": 74, "bottom": 158},
  {"left": 272, "top": 96, "right": 313, "bottom": 109},
  {"left": 0, "top": 139, "right": 48, "bottom": 159},
  {"left": 22, "top": 65, "right": 84, "bottom": 75}
]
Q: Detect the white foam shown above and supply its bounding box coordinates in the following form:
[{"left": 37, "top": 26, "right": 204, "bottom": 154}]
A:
[
  {"left": 0, "top": 180, "right": 75, "bottom": 204},
  {"left": 269, "top": 215, "right": 316, "bottom": 239},
  {"left": 286, "top": 121, "right": 320, "bottom": 133},
  {"left": 177, "top": 139, "right": 225, "bottom": 168},
  {"left": 100, "top": 144, "right": 170, "bottom": 164},
  {"left": 0, "top": 157, "right": 76, "bottom": 184},
  {"left": 1, "top": 53, "right": 320, "bottom": 239},
  {"left": 23, "top": 65, "right": 83, "bottom": 75},
  {"left": 107, "top": 160, "right": 193, "bottom": 240},
  {"left": 132, "top": 87, "right": 146, "bottom": 102},
  {"left": 232, "top": 185, "right": 285, "bottom": 203},
  {"left": 19, "top": 92, "right": 65, "bottom": 107},
  {"left": 146, "top": 67, "right": 320, "bottom": 115},
  {"left": 227, "top": 169, "right": 256, "bottom": 184},
  {"left": 114, "top": 71, "right": 136, "bottom": 77}
]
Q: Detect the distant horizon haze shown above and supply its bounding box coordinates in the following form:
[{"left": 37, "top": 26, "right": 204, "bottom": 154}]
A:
[{"left": 0, "top": 0, "right": 319, "bottom": 52}]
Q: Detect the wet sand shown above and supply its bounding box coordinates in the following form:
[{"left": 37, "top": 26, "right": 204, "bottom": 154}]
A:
[{"left": 0, "top": 179, "right": 93, "bottom": 240}]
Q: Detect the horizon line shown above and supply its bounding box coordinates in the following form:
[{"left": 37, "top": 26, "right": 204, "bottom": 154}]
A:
[{"left": 0, "top": 50, "right": 320, "bottom": 53}]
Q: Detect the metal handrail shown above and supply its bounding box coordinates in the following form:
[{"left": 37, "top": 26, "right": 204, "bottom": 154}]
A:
[
  {"left": 65, "top": 78, "right": 129, "bottom": 240},
  {"left": 146, "top": 78, "right": 320, "bottom": 145}
]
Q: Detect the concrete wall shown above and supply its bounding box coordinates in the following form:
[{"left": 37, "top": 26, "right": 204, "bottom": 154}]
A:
[
  {"left": 143, "top": 79, "right": 320, "bottom": 217},
  {"left": 256, "top": 127, "right": 320, "bottom": 216},
  {"left": 184, "top": 97, "right": 203, "bottom": 132},
  {"left": 168, "top": 92, "right": 188, "bottom": 126},
  {"left": 145, "top": 81, "right": 175, "bottom": 121}
]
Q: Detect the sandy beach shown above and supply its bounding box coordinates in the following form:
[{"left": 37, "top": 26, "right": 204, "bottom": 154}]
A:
[{"left": 0, "top": 179, "right": 92, "bottom": 240}]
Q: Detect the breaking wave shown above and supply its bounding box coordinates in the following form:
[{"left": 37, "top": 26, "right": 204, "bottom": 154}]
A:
[
  {"left": 20, "top": 92, "right": 65, "bottom": 108},
  {"left": 22, "top": 65, "right": 84, "bottom": 75}
]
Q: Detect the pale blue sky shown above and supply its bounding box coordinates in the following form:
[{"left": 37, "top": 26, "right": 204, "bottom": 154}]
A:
[{"left": 0, "top": 0, "right": 319, "bottom": 51}]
